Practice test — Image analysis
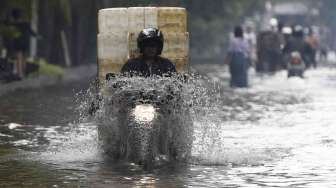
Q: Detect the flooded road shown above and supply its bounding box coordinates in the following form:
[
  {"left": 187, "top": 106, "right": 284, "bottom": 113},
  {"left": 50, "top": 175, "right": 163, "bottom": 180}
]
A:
[{"left": 1, "top": 65, "right": 336, "bottom": 187}]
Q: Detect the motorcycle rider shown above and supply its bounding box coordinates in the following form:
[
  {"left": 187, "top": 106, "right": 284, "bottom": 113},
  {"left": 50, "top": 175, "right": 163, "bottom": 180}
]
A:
[
  {"left": 287, "top": 51, "right": 305, "bottom": 78},
  {"left": 121, "top": 27, "right": 176, "bottom": 77},
  {"left": 91, "top": 28, "right": 179, "bottom": 115},
  {"left": 256, "top": 18, "right": 284, "bottom": 73},
  {"left": 283, "top": 25, "right": 310, "bottom": 67},
  {"left": 283, "top": 25, "right": 309, "bottom": 78},
  {"left": 104, "top": 28, "right": 190, "bottom": 162}
]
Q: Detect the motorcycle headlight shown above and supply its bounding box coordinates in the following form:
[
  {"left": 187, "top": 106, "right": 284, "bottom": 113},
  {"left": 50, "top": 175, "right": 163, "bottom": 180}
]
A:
[{"left": 131, "top": 104, "right": 156, "bottom": 123}]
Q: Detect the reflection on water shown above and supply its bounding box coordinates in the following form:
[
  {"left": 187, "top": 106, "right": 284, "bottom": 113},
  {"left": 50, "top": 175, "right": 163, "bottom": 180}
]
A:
[{"left": 0, "top": 66, "right": 336, "bottom": 187}]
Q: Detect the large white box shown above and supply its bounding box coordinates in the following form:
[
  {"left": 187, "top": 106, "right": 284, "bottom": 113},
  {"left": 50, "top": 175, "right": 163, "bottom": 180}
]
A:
[{"left": 97, "top": 7, "right": 189, "bottom": 81}]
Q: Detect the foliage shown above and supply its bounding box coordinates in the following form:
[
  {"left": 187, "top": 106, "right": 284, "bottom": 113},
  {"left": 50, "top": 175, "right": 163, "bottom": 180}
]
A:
[
  {"left": 46, "top": 0, "right": 72, "bottom": 25},
  {"left": 0, "top": 0, "right": 32, "bottom": 20},
  {"left": 0, "top": 25, "right": 20, "bottom": 39},
  {"left": 59, "top": 0, "right": 72, "bottom": 25},
  {"left": 320, "top": 0, "right": 336, "bottom": 27},
  {"left": 35, "top": 58, "right": 64, "bottom": 77},
  {"left": 185, "top": 0, "right": 265, "bottom": 60},
  {"left": 0, "top": 0, "right": 277, "bottom": 64}
]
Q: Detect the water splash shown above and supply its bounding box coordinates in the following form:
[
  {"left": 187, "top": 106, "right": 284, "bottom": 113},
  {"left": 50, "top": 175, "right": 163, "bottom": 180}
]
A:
[
  {"left": 73, "top": 72, "right": 294, "bottom": 166},
  {"left": 87, "top": 75, "right": 194, "bottom": 163},
  {"left": 71, "top": 67, "right": 336, "bottom": 168}
]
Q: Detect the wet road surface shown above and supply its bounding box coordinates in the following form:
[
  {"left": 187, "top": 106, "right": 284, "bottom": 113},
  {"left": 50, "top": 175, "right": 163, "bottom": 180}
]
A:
[{"left": 0, "top": 64, "right": 336, "bottom": 187}]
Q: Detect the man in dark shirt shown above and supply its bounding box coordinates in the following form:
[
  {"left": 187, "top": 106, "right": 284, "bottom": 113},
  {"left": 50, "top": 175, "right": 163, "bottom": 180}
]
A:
[
  {"left": 121, "top": 27, "right": 176, "bottom": 77},
  {"left": 10, "top": 8, "right": 37, "bottom": 79}
]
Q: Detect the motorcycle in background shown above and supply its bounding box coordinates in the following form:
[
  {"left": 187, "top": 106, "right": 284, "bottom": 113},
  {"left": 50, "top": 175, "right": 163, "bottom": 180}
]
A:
[{"left": 287, "top": 51, "right": 305, "bottom": 78}]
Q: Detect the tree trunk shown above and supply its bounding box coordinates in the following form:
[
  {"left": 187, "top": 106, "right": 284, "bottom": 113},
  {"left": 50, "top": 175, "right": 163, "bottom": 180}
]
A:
[{"left": 30, "top": 0, "right": 38, "bottom": 59}]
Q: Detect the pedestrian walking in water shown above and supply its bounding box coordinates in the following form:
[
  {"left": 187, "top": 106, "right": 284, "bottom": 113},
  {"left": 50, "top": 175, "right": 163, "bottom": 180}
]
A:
[
  {"left": 225, "top": 26, "right": 250, "bottom": 88},
  {"left": 244, "top": 23, "right": 257, "bottom": 66},
  {"left": 10, "top": 8, "right": 37, "bottom": 79},
  {"left": 304, "top": 27, "right": 319, "bottom": 68}
]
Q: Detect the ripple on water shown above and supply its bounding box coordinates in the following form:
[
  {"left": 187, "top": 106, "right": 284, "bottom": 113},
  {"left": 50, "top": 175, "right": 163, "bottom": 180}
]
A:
[{"left": 1, "top": 67, "right": 336, "bottom": 187}]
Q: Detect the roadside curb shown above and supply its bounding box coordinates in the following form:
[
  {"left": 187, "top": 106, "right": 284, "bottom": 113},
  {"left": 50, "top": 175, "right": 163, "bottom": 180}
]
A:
[{"left": 0, "top": 64, "right": 97, "bottom": 96}]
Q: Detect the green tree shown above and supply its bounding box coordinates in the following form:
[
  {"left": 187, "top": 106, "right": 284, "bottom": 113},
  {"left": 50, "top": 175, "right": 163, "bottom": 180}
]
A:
[{"left": 1, "top": 0, "right": 268, "bottom": 65}]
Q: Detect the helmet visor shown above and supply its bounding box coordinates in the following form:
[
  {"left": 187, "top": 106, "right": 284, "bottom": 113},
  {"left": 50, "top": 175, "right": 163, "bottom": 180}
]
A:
[{"left": 142, "top": 39, "right": 160, "bottom": 48}]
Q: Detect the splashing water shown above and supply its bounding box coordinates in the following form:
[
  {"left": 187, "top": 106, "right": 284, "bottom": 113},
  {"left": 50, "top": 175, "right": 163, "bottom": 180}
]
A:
[
  {"left": 81, "top": 75, "right": 195, "bottom": 164},
  {"left": 74, "top": 71, "right": 303, "bottom": 166},
  {"left": 1, "top": 65, "right": 336, "bottom": 187}
]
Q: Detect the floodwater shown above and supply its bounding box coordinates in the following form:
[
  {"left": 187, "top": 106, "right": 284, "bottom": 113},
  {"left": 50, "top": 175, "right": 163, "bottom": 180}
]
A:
[{"left": 1, "top": 65, "right": 336, "bottom": 187}]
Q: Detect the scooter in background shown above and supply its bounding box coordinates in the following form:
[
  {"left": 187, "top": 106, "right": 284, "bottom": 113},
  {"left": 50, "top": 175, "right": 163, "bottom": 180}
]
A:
[{"left": 287, "top": 51, "right": 305, "bottom": 78}]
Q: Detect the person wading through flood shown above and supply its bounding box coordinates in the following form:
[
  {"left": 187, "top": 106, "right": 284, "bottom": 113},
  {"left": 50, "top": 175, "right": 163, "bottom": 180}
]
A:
[
  {"left": 10, "top": 8, "right": 37, "bottom": 79},
  {"left": 121, "top": 27, "right": 176, "bottom": 77},
  {"left": 225, "top": 26, "right": 250, "bottom": 88},
  {"left": 304, "top": 27, "right": 319, "bottom": 68}
]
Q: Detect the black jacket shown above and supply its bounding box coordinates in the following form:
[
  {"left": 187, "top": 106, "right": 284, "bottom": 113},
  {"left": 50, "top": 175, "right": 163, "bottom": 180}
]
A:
[
  {"left": 121, "top": 56, "right": 176, "bottom": 77},
  {"left": 12, "top": 21, "right": 36, "bottom": 52}
]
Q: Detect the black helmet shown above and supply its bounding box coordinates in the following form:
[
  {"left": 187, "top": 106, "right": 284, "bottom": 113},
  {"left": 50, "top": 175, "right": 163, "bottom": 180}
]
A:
[{"left": 137, "top": 27, "right": 164, "bottom": 55}]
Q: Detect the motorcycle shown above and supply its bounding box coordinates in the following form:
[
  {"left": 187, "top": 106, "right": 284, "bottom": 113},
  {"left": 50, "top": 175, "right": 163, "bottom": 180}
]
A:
[
  {"left": 287, "top": 51, "right": 305, "bottom": 78},
  {"left": 97, "top": 77, "right": 193, "bottom": 167}
]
